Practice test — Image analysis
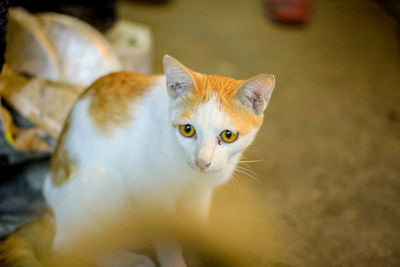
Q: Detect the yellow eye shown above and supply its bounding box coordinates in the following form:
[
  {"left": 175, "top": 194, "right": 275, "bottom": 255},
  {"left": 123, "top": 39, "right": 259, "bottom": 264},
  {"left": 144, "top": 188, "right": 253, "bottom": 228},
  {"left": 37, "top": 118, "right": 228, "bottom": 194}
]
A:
[
  {"left": 220, "top": 130, "right": 238, "bottom": 143},
  {"left": 179, "top": 124, "right": 196, "bottom": 137}
]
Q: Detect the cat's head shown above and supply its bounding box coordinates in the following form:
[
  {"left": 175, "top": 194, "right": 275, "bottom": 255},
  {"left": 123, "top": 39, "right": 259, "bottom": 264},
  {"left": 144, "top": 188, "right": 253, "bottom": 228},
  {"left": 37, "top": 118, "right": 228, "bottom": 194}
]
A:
[{"left": 163, "top": 55, "right": 275, "bottom": 173}]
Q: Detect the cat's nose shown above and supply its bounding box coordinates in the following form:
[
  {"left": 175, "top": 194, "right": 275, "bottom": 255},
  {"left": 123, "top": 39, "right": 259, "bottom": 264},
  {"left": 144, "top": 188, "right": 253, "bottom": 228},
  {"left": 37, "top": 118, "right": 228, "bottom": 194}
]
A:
[
  {"left": 195, "top": 146, "right": 214, "bottom": 171},
  {"left": 195, "top": 158, "right": 211, "bottom": 171}
]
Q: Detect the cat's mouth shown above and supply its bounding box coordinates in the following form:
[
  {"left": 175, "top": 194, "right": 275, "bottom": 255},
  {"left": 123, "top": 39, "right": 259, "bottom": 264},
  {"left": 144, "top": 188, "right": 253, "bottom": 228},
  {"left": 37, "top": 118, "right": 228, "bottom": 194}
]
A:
[{"left": 188, "top": 161, "right": 220, "bottom": 173}]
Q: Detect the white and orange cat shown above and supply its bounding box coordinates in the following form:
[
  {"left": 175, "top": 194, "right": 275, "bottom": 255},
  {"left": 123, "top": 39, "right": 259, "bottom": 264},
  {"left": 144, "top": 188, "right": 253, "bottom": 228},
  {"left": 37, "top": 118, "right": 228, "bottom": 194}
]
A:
[{"left": 43, "top": 55, "right": 275, "bottom": 267}]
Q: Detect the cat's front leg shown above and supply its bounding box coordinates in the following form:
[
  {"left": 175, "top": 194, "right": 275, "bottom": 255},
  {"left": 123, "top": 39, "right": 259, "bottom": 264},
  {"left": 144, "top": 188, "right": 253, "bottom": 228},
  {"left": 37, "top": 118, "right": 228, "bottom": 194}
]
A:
[
  {"left": 154, "top": 189, "right": 212, "bottom": 267},
  {"left": 153, "top": 195, "right": 187, "bottom": 267},
  {"left": 182, "top": 187, "right": 213, "bottom": 224},
  {"left": 155, "top": 239, "right": 187, "bottom": 267},
  {"left": 156, "top": 188, "right": 213, "bottom": 267}
]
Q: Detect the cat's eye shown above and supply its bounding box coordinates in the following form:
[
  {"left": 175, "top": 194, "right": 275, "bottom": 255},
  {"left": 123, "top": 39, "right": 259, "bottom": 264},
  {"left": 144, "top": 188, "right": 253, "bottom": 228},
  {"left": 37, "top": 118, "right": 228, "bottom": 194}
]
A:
[
  {"left": 179, "top": 124, "right": 196, "bottom": 137},
  {"left": 220, "top": 130, "right": 238, "bottom": 143}
]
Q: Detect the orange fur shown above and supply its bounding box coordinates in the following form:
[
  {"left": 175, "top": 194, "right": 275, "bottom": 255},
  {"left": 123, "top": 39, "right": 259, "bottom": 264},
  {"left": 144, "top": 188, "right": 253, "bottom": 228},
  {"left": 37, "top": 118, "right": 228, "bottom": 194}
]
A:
[
  {"left": 50, "top": 118, "right": 77, "bottom": 186},
  {"left": 83, "top": 71, "right": 158, "bottom": 132}
]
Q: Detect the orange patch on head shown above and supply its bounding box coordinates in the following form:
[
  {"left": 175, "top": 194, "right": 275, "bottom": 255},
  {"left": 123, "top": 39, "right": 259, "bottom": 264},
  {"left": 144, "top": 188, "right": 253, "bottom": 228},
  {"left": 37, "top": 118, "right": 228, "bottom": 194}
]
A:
[
  {"left": 228, "top": 104, "right": 263, "bottom": 135},
  {"left": 82, "top": 71, "right": 157, "bottom": 133},
  {"left": 179, "top": 71, "right": 263, "bottom": 135}
]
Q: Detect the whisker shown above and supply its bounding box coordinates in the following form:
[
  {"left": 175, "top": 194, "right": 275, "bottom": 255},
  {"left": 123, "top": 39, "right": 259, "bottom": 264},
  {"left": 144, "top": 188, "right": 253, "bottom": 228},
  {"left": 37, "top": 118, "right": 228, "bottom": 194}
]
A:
[
  {"left": 233, "top": 168, "right": 261, "bottom": 184},
  {"left": 229, "top": 161, "right": 261, "bottom": 184},
  {"left": 237, "top": 159, "right": 264, "bottom": 163},
  {"left": 234, "top": 169, "right": 260, "bottom": 184},
  {"left": 235, "top": 166, "right": 258, "bottom": 176},
  {"left": 230, "top": 174, "right": 240, "bottom": 190}
]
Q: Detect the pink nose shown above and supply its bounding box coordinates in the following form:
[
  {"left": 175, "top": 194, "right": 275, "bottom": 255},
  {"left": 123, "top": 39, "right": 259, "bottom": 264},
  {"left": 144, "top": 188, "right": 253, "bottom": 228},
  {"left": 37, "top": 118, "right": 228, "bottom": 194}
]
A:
[{"left": 195, "top": 158, "right": 211, "bottom": 171}]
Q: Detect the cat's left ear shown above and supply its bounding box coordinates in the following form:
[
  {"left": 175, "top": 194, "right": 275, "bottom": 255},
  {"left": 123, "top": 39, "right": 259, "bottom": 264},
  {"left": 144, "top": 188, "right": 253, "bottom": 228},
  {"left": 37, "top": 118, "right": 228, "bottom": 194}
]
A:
[{"left": 234, "top": 74, "right": 275, "bottom": 115}]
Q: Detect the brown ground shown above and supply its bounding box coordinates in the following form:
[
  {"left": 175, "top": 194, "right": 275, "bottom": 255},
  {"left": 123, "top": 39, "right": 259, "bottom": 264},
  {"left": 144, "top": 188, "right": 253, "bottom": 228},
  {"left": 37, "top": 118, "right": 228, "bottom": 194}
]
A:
[{"left": 120, "top": 0, "right": 400, "bottom": 266}]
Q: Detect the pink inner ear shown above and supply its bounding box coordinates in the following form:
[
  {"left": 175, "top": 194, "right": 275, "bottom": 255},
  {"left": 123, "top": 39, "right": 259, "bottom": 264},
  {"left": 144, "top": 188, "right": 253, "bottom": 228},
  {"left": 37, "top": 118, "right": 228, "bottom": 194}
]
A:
[
  {"left": 252, "top": 87, "right": 266, "bottom": 103},
  {"left": 253, "top": 88, "right": 265, "bottom": 98},
  {"left": 256, "top": 79, "right": 274, "bottom": 99},
  {"left": 253, "top": 98, "right": 265, "bottom": 112},
  {"left": 251, "top": 84, "right": 271, "bottom": 114}
]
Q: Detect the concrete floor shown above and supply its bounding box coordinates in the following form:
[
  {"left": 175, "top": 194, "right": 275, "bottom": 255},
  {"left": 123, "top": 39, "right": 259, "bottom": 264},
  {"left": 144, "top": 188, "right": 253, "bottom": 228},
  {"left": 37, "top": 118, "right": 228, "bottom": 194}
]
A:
[{"left": 120, "top": 0, "right": 400, "bottom": 266}]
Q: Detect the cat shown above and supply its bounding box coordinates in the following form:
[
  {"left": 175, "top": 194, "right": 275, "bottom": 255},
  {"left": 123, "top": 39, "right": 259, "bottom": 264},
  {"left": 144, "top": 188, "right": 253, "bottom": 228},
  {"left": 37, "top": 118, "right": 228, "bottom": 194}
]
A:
[{"left": 43, "top": 55, "right": 275, "bottom": 267}]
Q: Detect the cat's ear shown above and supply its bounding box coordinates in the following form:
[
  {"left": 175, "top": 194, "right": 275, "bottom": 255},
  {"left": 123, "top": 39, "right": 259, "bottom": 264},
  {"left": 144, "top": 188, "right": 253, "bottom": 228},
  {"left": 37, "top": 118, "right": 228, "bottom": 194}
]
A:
[
  {"left": 163, "top": 55, "right": 195, "bottom": 100},
  {"left": 234, "top": 74, "right": 275, "bottom": 115}
]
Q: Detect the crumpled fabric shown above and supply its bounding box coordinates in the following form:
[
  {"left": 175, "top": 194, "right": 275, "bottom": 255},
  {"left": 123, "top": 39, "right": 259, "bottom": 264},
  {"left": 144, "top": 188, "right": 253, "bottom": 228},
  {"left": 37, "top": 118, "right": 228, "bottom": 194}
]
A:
[{"left": 0, "top": 68, "right": 82, "bottom": 239}]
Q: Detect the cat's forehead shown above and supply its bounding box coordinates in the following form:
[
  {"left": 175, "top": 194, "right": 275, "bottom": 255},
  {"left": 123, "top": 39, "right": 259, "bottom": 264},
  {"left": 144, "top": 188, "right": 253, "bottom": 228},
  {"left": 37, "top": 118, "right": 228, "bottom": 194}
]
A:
[
  {"left": 191, "top": 73, "right": 243, "bottom": 104},
  {"left": 191, "top": 97, "right": 232, "bottom": 130},
  {"left": 178, "top": 73, "right": 263, "bottom": 135}
]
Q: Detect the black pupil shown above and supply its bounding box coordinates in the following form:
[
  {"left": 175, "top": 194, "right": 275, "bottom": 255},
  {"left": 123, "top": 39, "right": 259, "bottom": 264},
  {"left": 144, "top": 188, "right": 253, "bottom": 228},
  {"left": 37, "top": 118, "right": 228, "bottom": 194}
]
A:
[
  {"left": 225, "top": 130, "right": 232, "bottom": 138},
  {"left": 185, "top": 125, "right": 191, "bottom": 133}
]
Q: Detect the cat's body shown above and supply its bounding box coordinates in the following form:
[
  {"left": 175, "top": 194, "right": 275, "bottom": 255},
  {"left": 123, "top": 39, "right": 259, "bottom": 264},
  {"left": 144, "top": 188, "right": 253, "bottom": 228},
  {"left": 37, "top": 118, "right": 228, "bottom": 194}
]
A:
[
  {"left": 44, "top": 72, "right": 234, "bottom": 251},
  {"left": 43, "top": 56, "right": 275, "bottom": 266}
]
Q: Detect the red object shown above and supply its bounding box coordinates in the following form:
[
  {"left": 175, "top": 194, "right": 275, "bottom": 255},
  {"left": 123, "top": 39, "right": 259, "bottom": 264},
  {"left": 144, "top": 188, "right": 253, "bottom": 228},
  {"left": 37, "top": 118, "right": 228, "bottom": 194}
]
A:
[{"left": 265, "top": 0, "right": 311, "bottom": 24}]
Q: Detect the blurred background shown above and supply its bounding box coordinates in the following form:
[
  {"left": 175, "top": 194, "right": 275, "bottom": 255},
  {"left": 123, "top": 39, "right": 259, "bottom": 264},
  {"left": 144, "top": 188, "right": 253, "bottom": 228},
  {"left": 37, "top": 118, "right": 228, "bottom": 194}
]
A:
[{"left": 1, "top": 0, "right": 400, "bottom": 266}]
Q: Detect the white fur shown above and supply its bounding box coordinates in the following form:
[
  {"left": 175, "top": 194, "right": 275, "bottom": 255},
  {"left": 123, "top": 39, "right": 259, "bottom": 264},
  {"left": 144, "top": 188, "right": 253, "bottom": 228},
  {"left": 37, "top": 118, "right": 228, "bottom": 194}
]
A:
[{"left": 44, "top": 75, "right": 262, "bottom": 266}]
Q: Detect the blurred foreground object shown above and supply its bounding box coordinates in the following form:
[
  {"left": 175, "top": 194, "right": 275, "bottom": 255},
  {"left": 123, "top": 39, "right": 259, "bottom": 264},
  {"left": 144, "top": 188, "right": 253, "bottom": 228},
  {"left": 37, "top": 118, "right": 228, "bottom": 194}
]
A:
[
  {"left": 0, "top": 184, "right": 291, "bottom": 267},
  {"left": 265, "top": 0, "right": 311, "bottom": 24}
]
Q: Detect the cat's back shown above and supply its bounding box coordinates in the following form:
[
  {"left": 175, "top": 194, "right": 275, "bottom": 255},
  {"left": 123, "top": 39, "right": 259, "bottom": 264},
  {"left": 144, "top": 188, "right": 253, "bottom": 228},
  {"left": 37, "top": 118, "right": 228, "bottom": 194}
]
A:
[{"left": 80, "top": 71, "right": 161, "bottom": 132}]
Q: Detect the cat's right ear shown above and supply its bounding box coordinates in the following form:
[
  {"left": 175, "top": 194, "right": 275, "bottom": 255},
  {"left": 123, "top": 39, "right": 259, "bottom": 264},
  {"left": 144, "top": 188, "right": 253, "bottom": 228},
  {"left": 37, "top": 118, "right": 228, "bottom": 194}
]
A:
[{"left": 163, "top": 55, "right": 195, "bottom": 100}]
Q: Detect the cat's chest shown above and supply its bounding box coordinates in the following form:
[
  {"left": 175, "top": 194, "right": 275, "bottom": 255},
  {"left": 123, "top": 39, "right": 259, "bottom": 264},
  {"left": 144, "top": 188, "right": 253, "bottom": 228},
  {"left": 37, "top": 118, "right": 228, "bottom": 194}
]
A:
[{"left": 117, "top": 137, "right": 192, "bottom": 183}]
